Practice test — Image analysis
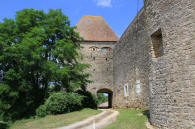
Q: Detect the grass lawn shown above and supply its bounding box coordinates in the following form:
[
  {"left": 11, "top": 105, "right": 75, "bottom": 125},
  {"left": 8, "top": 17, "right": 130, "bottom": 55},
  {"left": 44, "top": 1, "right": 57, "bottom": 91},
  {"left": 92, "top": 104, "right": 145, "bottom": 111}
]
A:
[
  {"left": 104, "top": 109, "right": 148, "bottom": 129},
  {"left": 10, "top": 108, "right": 101, "bottom": 129}
]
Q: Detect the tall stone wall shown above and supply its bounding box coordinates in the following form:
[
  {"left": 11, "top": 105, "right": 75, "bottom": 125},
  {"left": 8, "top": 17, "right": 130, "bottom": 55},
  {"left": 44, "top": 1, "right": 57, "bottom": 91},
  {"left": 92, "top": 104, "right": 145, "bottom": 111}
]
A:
[
  {"left": 144, "top": 0, "right": 195, "bottom": 128},
  {"left": 113, "top": 0, "right": 195, "bottom": 128},
  {"left": 112, "top": 9, "right": 150, "bottom": 109},
  {"left": 79, "top": 41, "right": 116, "bottom": 94}
]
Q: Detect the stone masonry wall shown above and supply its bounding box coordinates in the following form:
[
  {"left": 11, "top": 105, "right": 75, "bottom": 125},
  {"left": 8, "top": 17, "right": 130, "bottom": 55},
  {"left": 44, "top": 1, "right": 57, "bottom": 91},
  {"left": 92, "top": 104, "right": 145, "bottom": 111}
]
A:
[
  {"left": 145, "top": 0, "right": 195, "bottom": 128},
  {"left": 79, "top": 0, "right": 194, "bottom": 128},
  {"left": 112, "top": 9, "right": 150, "bottom": 109},
  {"left": 113, "top": 0, "right": 194, "bottom": 128},
  {"left": 79, "top": 41, "right": 116, "bottom": 94}
]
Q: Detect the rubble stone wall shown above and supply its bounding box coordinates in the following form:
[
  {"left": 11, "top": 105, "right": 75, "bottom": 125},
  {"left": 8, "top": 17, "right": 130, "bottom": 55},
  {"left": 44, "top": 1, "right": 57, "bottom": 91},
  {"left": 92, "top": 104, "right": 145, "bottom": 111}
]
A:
[
  {"left": 145, "top": 0, "right": 195, "bottom": 128},
  {"left": 79, "top": 41, "right": 116, "bottom": 93},
  {"left": 113, "top": 0, "right": 195, "bottom": 128},
  {"left": 112, "top": 9, "right": 150, "bottom": 109}
]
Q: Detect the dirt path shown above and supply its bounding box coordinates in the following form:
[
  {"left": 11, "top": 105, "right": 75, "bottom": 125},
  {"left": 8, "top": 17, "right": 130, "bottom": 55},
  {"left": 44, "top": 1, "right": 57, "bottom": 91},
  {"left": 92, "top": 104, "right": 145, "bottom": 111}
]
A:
[
  {"left": 98, "top": 102, "right": 108, "bottom": 109},
  {"left": 56, "top": 109, "right": 119, "bottom": 129}
]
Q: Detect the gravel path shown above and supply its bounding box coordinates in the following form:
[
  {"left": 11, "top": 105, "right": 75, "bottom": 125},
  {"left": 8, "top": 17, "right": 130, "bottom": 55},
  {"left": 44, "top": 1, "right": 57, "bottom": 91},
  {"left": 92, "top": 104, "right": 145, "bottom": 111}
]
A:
[{"left": 57, "top": 109, "right": 119, "bottom": 129}]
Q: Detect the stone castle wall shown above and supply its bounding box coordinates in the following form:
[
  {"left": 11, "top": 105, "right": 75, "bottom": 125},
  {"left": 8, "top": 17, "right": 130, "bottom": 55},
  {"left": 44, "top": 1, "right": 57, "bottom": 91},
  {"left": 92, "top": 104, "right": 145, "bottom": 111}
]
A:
[
  {"left": 79, "top": 41, "right": 116, "bottom": 94},
  {"left": 144, "top": 0, "right": 195, "bottom": 128},
  {"left": 78, "top": 0, "right": 194, "bottom": 128},
  {"left": 113, "top": 0, "right": 195, "bottom": 128},
  {"left": 112, "top": 9, "right": 150, "bottom": 109}
]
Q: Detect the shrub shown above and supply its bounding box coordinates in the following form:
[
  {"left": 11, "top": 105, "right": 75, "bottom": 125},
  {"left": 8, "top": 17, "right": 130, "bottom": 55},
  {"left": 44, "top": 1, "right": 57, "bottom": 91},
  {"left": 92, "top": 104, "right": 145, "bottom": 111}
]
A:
[
  {"left": 36, "top": 105, "right": 47, "bottom": 117},
  {"left": 0, "top": 121, "right": 8, "bottom": 129},
  {"left": 37, "top": 92, "right": 84, "bottom": 116},
  {"left": 76, "top": 90, "right": 98, "bottom": 109}
]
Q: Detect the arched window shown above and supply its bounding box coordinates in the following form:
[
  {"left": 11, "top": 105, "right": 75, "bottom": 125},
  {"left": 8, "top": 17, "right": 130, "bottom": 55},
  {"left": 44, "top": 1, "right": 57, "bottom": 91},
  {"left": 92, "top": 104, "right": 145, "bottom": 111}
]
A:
[
  {"left": 101, "top": 47, "right": 112, "bottom": 52},
  {"left": 89, "top": 46, "right": 99, "bottom": 51}
]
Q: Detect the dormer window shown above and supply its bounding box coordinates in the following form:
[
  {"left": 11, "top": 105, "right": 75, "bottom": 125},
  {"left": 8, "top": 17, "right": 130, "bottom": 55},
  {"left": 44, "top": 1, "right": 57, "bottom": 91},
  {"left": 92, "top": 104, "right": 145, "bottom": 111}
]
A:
[{"left": 89, "top": 46, "right": 99, "bottom": 51}]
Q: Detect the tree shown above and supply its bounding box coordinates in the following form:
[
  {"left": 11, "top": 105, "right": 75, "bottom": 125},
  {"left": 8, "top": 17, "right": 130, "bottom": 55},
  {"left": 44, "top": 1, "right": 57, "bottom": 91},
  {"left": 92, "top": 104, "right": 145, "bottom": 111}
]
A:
[{"left": 0, "top": 9, "right": 90, "bottom": 121}]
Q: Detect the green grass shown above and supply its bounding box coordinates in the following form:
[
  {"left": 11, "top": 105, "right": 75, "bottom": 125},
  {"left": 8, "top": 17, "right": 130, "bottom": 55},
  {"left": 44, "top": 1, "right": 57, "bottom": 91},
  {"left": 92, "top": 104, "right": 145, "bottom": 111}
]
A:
[
  {"left": 10, "top": 108, "right": 101, "bottom": 129},
  {"left": 104, "top": 109, "right": 148, "bottom": 129}
]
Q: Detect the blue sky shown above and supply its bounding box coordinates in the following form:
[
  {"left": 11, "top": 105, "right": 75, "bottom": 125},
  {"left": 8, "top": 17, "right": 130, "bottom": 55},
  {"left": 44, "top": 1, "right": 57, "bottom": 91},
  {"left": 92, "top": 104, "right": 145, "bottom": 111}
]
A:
[{"left": 0, "top": 0, "right": 144, "bottom": 37}]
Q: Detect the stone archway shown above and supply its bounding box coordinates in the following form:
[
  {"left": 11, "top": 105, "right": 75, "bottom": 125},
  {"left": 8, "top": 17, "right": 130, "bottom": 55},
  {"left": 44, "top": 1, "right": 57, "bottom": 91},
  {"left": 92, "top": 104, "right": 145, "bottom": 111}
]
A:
[{"left": 97, "top": 88, "right": 113, "bottom": 108}]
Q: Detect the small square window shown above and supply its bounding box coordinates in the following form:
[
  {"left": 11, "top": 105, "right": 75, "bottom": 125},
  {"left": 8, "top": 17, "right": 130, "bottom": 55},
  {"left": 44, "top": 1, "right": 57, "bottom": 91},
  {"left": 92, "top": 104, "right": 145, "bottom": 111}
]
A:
[{"left": 151, "top": 29, "right": 164, "bottom": 58}]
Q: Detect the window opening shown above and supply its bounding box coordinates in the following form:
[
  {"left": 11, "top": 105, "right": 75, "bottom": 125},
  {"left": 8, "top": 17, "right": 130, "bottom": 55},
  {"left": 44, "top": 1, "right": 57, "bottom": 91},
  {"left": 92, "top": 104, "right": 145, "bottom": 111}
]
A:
[
  {"left": 101, "top": 47, "right": 112, "bottom": 52},
  {"left": 89, "top": 46, "right": 98, "bottom": 51},
  {"left": 151, "top": 29, "right": 164, "bottom": 58},
  {"left": 124, "top": 84, "right": 129, "bottom": 97},
  {"left": 136, "top": 80, "right": 141, "bottom": 96}
]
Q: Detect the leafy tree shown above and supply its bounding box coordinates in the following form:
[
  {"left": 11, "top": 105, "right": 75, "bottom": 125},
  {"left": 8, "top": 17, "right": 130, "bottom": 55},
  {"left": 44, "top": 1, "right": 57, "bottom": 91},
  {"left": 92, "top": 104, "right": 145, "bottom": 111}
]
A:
[{"left": 0, "top": 9, "right": 90, "bottom": 121}]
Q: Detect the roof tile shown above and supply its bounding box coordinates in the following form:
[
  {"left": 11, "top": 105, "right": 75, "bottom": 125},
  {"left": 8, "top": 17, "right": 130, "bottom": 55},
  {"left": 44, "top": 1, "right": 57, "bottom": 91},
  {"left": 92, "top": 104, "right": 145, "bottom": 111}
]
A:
[{"left": 76, "top": 16, "right": 119, "bottom": 41}]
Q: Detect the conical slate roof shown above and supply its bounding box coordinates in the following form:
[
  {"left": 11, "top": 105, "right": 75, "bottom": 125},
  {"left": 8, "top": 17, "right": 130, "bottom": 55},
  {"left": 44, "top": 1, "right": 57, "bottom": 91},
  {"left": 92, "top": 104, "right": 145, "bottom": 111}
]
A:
[{"left": 76, "top": 16, "right": 119, "bottom": 41}]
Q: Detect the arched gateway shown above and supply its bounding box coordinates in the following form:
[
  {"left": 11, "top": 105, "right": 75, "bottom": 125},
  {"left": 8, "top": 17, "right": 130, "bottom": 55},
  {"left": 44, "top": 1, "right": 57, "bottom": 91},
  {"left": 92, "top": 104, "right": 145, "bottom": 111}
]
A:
[{"left": 97, "top": 88, "right": 113, "bottom": 108}]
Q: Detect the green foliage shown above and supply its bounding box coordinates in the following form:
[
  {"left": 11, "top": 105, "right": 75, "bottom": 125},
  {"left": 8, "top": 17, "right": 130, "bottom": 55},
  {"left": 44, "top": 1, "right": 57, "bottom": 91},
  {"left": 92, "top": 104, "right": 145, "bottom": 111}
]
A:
[
  {"left": 45, "top": 92, "right": 83, "bottom": 114},
  {"left": 0, "top": 9, "right": 90, "bottom": 121},
  {"left": 36, "top": 92, "right": 83, "bottom": 117},
  {"left": 76, "top": 90, "right": 98, "bottom": 109},
  {"left": 0, "top": 121, "right": 8, "bottom": 129},
  {"left": 97, "top": 93, "right": 108, "bottom": 105},
  {"left": 36, "top": 105, "right": 47, "bottom": 117}
]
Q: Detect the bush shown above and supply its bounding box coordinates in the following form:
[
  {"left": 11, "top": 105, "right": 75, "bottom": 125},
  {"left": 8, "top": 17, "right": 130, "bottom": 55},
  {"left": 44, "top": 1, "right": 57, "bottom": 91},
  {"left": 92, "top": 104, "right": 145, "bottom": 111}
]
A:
[
  {"left": 36, "top": 92, "right": 84, "bottom": 116},
  {"left": 76, "top": 90, "right": 98, "bottom": 109},
  {"left": 36, "top": 105, "right": 47, "bottom": 117},
  {"left": 0, "top": 121, "right": 8, "bottom": 129}
]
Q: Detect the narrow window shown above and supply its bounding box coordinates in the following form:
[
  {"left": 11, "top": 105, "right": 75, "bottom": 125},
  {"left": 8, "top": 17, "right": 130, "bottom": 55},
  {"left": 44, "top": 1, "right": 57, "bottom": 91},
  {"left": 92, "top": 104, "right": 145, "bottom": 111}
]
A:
[
  {"left": 136, "top": 80, "right": 141, "bottom": 96},
  {"left": 124, "top": 84, "right": 129, "bottom": 97},
  {"left": 101, "top": 47, "right": 112, "bottom": 52},
  {"left": 93, "top": 57, "right": 95, "bottom": 60},
  {"left": 151, "top": 29, "right": 164, "bottom": 58},
  {"left": 89, "top": 46, "right": 99, "bottom": 51}
]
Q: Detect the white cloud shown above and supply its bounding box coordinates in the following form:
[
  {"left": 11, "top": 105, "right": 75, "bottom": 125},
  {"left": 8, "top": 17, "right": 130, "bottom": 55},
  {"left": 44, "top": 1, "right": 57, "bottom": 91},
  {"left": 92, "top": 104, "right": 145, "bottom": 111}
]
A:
[{"left": 94, "top": 0, "right": 112, "bottom": 7}]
